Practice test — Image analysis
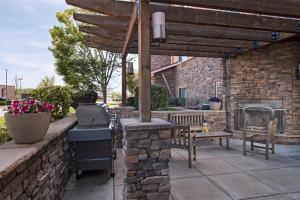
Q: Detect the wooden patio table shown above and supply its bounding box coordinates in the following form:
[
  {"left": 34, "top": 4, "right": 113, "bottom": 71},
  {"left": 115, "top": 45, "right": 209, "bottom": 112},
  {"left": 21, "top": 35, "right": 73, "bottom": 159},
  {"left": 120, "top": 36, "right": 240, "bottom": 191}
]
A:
[{"left": 192, "top": 130, "right": 233, "bottom": 160}]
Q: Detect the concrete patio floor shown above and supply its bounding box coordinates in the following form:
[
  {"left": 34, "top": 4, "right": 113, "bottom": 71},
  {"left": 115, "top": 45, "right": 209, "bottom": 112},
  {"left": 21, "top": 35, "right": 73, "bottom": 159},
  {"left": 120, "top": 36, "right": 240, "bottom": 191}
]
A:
[{"left": 63, "top": 139, "right": 300, "bottom": 200}]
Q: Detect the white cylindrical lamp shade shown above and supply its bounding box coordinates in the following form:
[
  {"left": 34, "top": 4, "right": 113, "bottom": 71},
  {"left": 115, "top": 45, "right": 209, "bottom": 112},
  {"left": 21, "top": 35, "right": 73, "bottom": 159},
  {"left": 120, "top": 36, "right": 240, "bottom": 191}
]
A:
[{"left": 152, "top": 12, "right": 166, "bottom": 42}]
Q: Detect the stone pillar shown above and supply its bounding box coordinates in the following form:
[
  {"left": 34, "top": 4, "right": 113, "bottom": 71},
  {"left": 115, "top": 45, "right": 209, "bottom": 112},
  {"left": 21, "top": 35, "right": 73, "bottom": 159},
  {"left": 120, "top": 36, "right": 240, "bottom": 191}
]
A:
[{"left": 120, "top": 118, "right": 174, "bottom": 200}]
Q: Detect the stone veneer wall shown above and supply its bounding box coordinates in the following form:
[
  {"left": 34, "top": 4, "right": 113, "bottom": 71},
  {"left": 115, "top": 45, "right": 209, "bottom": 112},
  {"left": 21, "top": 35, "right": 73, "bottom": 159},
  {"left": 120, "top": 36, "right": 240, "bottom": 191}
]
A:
[
  {"left": 113, "top": 107, "right": 226, "bottom": 146},
  {"left": 224, "top": 40, "right": 300, "bottom": 143},
  {"left": 121, "top": 118, "right": 173, "bottom": 200},
  {"left": 0, "top": 115, "right": 77, "bottom": 200}
]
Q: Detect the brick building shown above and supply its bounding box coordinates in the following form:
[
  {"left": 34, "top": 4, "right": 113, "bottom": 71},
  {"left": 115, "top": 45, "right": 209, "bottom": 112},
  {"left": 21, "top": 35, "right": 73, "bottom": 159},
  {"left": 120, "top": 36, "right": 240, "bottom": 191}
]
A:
[{"left": 151, "top": 38, "right": 300, "bottom": 144}]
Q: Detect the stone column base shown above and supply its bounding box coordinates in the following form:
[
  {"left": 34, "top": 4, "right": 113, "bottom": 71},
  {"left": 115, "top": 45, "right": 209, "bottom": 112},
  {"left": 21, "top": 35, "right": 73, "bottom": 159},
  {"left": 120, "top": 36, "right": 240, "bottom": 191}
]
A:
[{"left": 120, "top": 118, "right": 174, "bottom": 200}]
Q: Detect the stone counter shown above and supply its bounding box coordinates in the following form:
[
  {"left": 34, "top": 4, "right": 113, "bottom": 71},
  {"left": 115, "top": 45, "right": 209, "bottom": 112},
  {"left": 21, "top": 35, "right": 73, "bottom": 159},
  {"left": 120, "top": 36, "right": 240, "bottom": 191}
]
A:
[{"left": 0, "top": 115, "right": 77, "bottom": 200}]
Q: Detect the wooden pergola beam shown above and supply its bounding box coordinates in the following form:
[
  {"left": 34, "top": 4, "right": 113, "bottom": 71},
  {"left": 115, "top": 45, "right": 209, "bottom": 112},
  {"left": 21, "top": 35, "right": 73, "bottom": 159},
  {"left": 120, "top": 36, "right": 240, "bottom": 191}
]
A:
[
  {"left": 75, "top": 14, "right": 295, "bottom": 42},
  {"left": 122, "top": 4, "right": 137, "bottom": 57},
  {"left": 67, "top": 0, "right": 300, "bottom": 33},
  {"left": 86, "top": 42, "right": 227, "bottom": 58},
  {"left": 153, "top": 0, "right": 300, "bottom": 18}
]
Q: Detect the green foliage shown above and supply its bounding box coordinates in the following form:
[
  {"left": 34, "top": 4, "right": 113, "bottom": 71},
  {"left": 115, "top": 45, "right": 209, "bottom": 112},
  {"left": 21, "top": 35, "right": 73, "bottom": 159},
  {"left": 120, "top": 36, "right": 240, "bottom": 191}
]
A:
[
  {"left": 111, "top": 92, "right": 122, "bottom": 101},
  {"left": 0, "top": 100, "right": 11, "bottom": 106},
  {"left": 0, "top": 117, "right": 9, "bottom": 145},
  {"left": 134, "top": 84, "right": 168, "bottom": 111},
  {"left": 31, "top": 86, "right": 72, "bottom": 120},
  {"left": 49, "top": 9, "right": 122, "bottom": 103},
  {"left": 126, "top": 97, "right": 135, "bottom": 107},
  {"left": 37, "top": 75, "right": 56, "bottom": 88},
  {"left": 71, "top": 90, "right": 98, "bottom": 109},
  {"left": 127, "top": 73, "right": 138, "bottom": 95},
  {"left": 168, "top": 97, "right": 186, "bottom": 107}
]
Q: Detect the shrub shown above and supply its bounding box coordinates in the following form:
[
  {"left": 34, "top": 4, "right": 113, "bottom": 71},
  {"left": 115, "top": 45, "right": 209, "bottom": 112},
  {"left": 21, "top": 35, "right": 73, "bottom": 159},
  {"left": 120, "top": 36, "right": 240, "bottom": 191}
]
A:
[
  {"left": 208, "top": 97, "right": 222, "bottom": 102},
  {"left": 0, "top": 117, "right": 9, "bottom": 144},
  {"left": 30, "top": 86, "right": 72, "bottom": 120},
  {"left": 126, "top": 97, "right": 135, "bottom": 107},
  {"left": 168, "top": 97, "right": 186, "bottom": 107},
  {"left": 0, "top": 100, "right": 11, "bottom": 106},
  {"left": 111, "top": 92, "right": 122, "bottom": 101},
  {"left": 71, "top": 90, "right": 98, "bottom": 109},
  {"left": 134, "top": 84, "right": 168, "bottom": 111}
]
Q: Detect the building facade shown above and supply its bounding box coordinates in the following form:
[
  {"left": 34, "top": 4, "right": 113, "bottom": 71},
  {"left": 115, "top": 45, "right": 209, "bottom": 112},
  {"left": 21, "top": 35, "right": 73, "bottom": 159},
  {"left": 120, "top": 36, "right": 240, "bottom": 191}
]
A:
[
  {"left": 0, "top": 85, "right": 15, "bottom": 99},
  {"left": 151, "top": 38, "right": 300, "bottom": 143}
]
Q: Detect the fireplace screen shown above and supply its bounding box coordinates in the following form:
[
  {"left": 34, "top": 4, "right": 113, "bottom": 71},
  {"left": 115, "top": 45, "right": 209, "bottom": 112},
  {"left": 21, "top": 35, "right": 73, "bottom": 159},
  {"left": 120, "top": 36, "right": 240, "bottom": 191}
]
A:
[{"left": 235, "top": 100, "right": 285, "bottom": 134}]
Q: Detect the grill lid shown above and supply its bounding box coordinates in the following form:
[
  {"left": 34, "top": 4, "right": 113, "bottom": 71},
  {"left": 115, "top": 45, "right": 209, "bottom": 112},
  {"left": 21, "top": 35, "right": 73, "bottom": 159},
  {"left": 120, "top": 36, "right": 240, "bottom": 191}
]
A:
[{"left": 76, "top": 104, "right": 110, "bottom": 127}]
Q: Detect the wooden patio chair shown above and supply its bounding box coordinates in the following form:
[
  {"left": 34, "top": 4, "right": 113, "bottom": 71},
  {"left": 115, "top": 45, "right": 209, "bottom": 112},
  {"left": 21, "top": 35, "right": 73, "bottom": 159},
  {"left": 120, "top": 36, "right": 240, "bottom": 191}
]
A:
[{"left": 243, "top": 119, "right": 277, "bottom": 160}]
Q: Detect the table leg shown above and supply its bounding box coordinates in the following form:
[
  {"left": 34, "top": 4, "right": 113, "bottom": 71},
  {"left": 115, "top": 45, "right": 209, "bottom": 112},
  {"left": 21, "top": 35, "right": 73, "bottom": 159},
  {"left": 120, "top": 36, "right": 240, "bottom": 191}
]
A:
[
  {"left": 226, "top": 137, "right": 230, "bottom": 149},
  {"left": 219, "top": 138, "right": 223, "bottom": 146}
]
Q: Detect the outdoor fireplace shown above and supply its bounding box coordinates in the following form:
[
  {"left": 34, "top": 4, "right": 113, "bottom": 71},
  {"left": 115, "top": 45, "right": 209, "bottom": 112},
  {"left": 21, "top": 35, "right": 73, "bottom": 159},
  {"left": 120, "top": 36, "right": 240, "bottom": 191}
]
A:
[{"left": 235, "top": 100, "right": 286, "bottom": 134}]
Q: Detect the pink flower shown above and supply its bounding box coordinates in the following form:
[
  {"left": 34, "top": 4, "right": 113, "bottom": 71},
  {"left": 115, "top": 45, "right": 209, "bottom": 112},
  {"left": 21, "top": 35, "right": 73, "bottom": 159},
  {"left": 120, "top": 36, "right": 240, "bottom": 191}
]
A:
[
  {"left": 42, "top": 101, "right": 47, "bottom": 109},
  {"left": 11, "top": 100, "right": 19, "bottom": 108},
  {"left": 21, "top": 105, "right": 30, "bottom": 113},
  {"left": 47, "top": 103, "right": 54, "bottom": 112},
  {"left": 36, "top": 106, "right": 43, "bottom": 113},
  {"left": 28, "top": 99, "right": 35, "bottom": 105},
  {"left": 12, "top": 107, "right": 20, "bottom": 116}
]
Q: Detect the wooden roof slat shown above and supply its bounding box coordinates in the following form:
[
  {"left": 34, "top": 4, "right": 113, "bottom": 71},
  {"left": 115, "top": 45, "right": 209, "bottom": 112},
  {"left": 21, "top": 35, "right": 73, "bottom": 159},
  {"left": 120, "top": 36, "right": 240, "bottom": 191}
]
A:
[
  {"left": 122, "top": 3, "right": 137, "bottom": 56},
  {"left": 66, "top": 0, "right": 131, "bottom": 17},
  {"left": 67, "top": 0, "right": 300, "bottom": 33},
  {"left": 153, "top": 0, "right": 300, "bottom": 18},
  {"left": 155, "top": 5, "right": 300, "bottom": 33},
  {"left": 74, "top": 13, "right": 295, "bottom": 42}
]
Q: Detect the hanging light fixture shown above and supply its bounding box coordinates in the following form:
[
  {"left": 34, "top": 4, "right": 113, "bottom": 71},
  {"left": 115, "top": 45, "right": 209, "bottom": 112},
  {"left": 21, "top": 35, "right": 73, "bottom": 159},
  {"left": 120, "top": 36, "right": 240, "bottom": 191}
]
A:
[
  {"left": 152, "top": 12, "right": 166, "bottom": 43},
  {"left": 127, "top": 62, "right": 134, "bottom": 75}
]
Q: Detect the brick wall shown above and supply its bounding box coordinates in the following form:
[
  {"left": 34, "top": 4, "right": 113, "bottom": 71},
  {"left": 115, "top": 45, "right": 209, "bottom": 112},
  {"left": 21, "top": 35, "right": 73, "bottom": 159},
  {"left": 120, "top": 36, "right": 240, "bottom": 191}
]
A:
[
  {"left": 224, "top": 40, "right": 300, "bottom": 140},
  {"left": 176, "top": 58, "right": 224, "bottom": 106},
  {"left": 151, "top": 56, "right": 171, "bottom": 71},
  {"left": 153, "top": 57, "right": 224, "bottom": 106},
  {"left": 153, "top": 68, "right": 177, "bottom": 97}
]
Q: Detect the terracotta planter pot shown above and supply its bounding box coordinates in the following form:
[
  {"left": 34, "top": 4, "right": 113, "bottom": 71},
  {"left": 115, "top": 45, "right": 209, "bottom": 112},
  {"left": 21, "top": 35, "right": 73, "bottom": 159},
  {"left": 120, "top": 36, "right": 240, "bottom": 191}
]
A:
[
  {"left": 4, "top": 112, "right": 51, "bottom": 144},
  {"left": 209, "top": 101, "right": 221, "bottom": 111}
]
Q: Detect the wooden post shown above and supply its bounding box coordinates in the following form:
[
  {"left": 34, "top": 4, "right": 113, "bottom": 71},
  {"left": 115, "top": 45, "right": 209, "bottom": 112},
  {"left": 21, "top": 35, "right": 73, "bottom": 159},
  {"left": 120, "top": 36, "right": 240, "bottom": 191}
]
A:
[
  {"left": 122, "top": 56, "right": 127, "bottom": 106},
  {"left": 138, "top": 0, "right": 151, "bottom": 122}
]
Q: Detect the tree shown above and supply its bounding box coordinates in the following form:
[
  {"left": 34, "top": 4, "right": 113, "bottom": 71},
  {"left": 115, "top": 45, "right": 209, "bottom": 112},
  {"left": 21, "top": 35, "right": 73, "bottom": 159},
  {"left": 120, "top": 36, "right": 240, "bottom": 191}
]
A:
[
  {"left": 37, "top": 75, "right": 55, "bottom": 88},
  {"left": 111, "top": 91, "right": 122, "bottom": 101},
  {"left": 49, "top": 9, "right": 121, "bottom": 103},
  {"left": 127, "top": 73, "right": 138, "bottom": 95}
]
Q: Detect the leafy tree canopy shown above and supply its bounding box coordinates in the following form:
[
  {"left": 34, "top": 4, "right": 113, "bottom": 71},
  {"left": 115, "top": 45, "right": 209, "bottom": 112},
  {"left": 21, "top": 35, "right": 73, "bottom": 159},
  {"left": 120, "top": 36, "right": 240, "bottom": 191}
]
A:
[{"left": 49, "top": 9, "right": 121, "bottom": 103}]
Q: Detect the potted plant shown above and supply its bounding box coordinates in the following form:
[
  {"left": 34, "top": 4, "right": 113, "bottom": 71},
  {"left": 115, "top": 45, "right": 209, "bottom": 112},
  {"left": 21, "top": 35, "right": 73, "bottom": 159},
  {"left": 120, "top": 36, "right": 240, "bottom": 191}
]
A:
[
  {"left": 4, "top": 98, "right": 55, "bottom": 144},
  {"left": 208, "top": 97, "right": 222, "bottom": 111}
]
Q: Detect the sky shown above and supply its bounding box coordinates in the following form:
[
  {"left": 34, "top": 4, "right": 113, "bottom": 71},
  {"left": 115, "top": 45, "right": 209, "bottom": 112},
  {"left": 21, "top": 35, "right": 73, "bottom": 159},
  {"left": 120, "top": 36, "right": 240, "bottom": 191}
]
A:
[{"left": 0, "top": 0, "right": 131, "bottom": 92}]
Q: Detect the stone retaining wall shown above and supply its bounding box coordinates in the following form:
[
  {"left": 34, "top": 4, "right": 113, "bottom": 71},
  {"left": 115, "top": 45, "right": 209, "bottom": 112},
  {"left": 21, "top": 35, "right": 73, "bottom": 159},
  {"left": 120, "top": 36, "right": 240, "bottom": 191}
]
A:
[{"left": 0, "top": 115, "right": 77, "bottom": 200}]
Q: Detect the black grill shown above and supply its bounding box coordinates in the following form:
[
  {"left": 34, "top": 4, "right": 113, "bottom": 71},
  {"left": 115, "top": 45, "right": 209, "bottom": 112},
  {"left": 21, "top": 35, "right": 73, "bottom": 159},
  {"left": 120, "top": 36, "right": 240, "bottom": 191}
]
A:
[{"left": 68, "top": 103, "right": 116, "bottom": 179}]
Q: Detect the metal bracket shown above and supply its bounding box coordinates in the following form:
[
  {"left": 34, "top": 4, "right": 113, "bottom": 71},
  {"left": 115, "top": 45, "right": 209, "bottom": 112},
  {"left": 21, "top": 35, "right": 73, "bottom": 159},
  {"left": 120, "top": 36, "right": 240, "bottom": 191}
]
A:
[
  {"left": 271, "top": 32, "right": 280, "bottom": 41},
  {"left": 252, "top": 41, "right": 259, "bottom": 49},
  {"left": 136, "top": 0, "right": 140, "bottom": 21}
]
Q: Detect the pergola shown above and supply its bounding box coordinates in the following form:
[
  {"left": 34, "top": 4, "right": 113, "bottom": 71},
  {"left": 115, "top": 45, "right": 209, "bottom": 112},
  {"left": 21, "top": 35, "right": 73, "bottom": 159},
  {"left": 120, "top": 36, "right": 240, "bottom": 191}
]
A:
[{"left": 66, "top": 0, "right": 300, "bottom": 122}]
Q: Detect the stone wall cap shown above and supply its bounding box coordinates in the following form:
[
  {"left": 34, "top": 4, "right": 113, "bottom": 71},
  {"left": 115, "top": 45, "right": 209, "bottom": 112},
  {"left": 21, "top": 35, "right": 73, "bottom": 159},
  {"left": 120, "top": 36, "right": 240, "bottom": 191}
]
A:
[
  {"left": 0, "top": 115, "right": 77, "bottom": 179},
  {"left": 120, "top": 118, "right": 174, "bottom": 131}
]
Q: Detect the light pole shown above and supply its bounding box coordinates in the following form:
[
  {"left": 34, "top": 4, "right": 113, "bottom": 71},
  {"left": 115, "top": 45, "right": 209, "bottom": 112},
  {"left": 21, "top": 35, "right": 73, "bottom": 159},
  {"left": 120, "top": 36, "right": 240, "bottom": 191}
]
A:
[
  {"left": 18, "top": 77, "right": 23, "bottom": 99},
  {"left": 3, "top": 69, "right": 8, "bottom": 98}
]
